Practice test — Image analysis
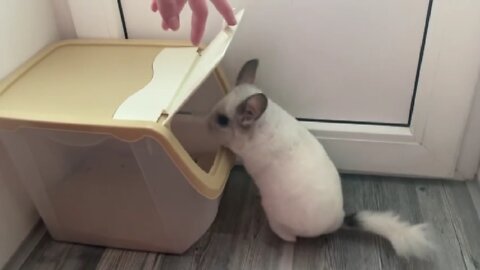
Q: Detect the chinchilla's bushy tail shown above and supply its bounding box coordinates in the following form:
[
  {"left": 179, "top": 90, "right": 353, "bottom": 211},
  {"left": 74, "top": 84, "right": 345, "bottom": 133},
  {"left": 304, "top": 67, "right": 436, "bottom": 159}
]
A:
[{"left": 343, "top": 210, "right": 435, "bottom": 259}]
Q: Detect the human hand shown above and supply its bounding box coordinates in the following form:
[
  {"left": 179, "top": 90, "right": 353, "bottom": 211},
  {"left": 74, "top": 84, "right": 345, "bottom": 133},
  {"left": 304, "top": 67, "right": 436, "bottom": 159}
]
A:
[{"left": 151, "top": 0, "right": 237, "bottom": 46}]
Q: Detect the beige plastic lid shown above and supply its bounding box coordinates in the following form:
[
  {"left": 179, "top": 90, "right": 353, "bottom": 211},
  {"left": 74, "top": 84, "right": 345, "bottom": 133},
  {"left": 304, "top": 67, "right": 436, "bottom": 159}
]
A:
[
  {"left": 0, "top": 9, "right": 244, "bottom": 132},
  {"left": 114, "top": 9, "right": 244, "bottom": 123}
]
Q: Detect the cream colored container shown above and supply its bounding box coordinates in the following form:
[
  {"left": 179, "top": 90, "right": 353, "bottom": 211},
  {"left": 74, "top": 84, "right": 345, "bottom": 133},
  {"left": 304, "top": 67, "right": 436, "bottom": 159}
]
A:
[{"left": 0, "top": 10, "right": 244, "bottom": 254}]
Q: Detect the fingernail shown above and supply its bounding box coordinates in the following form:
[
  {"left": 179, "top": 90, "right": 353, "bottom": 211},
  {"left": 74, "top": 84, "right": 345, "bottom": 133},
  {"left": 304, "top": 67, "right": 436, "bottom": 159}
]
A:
[{"left": 168, "top": 17, "right": 179, "bottom": 31}]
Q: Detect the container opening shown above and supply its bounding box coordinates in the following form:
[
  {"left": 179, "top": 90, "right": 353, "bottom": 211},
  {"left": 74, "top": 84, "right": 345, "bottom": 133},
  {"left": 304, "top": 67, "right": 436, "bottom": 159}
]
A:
[{"left": 169, "top": 72, "right": 226, "bottom": 173}]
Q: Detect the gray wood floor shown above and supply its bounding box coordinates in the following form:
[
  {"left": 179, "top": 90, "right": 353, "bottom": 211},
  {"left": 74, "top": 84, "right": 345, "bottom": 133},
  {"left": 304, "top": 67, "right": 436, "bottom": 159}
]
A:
[{"left": 5, "top": 166, "right": 480, "bottom": 270}]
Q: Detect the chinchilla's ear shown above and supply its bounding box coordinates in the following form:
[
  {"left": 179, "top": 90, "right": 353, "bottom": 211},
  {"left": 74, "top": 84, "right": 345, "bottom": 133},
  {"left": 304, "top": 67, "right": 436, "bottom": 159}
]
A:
[
  {"left": 236, "top": 93, "right": 268, "bottom": 127},
  {"left": 236, "top": 59, "right": 259, "bottom": 86}
]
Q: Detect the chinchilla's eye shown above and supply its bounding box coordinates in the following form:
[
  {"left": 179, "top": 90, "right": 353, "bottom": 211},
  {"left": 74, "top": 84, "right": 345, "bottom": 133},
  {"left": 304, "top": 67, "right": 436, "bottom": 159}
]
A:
[{"left": 216, "top": 114, "right": 229, "bottom": 127}]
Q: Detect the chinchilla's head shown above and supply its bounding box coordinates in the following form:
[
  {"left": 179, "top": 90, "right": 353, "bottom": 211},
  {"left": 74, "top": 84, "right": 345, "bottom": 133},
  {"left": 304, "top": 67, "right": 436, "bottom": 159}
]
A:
[{"left": 207, "top": 59, "right": 269, "bottom": 151}]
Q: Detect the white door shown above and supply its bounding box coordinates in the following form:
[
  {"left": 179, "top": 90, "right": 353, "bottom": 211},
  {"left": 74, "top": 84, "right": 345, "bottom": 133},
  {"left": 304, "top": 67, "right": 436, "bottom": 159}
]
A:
[{"left": 66, "top": 0, "right": 480, "bottom": 179}]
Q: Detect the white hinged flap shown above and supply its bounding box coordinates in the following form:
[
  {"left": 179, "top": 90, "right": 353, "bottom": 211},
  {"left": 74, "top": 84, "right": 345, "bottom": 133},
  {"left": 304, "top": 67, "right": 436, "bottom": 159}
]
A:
[{"left": 113, "top": 9, "right": 244, "bottom": 123}]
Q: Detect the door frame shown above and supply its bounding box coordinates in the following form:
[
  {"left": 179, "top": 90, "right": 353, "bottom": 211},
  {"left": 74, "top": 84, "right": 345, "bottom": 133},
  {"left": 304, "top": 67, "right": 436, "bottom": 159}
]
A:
[{"left": 67, "top": 0, "right": 480, "bottom": 179}]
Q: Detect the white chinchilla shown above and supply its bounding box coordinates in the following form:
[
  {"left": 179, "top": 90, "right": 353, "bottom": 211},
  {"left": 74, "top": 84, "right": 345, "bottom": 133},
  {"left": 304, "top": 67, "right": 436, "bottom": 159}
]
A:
[{"left": 206, "top": 59, "right": 435, "bottom": 259}]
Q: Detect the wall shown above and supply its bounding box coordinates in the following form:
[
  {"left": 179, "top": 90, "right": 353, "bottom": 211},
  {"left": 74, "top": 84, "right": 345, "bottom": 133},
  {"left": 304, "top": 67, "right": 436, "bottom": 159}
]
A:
[
  {"left": 477, "top": 167, "right": 480, "bottom": 183},
  {"left": 456, "top": 72, "right": 480, "bottom": 180},
  {"left": 51, "top": 0, "right": 76, "bottom": 39},
  {"left": 0, "top": 0, "right": 59, "bottom": 267}
]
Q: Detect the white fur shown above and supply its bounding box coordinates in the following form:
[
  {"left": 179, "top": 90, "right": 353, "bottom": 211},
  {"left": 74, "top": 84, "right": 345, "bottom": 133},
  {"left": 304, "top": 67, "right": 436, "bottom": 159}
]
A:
[
  {"left": 356, "top": 211, "right": 435, "bottom": 259},
  {"left": 207, "top": 63, "right": 435, "bottom": 259},
  {"left": 235, "top": 93, "right": 345, "bottom": 240}
]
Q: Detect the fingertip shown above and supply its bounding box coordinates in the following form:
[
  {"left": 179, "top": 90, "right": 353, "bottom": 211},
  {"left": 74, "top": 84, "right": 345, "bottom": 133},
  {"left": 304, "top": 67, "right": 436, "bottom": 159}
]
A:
[
  {"left": 189, "top": 0, "right": 208, "bottom": 45},
  {"left": 191, "top": 34, "right": 201, "bottom": 46},
  {"left": 162, "top": 20, "right": 169, "bottom": 30},
  {"left": 158, "top": 0, "right": 179, "bottom": 29},
  {"left": 151, "top": 0, "right": 158, "bottom": 12},
  {"left": 190, "top": 23, "right": 203, "bottom": 46},
  {"left": 210, "top": 0, "right": 237, "bottom": 26},
  {"left": 168, "top": 16, "right": 180, "bottom": 31},
  {"left": 190, "top": 26, "right": 204, "bottom": 47},
  {"left": 223, "top": 8, "right": 237, "bottom": 25},
  {"left": 226, "top": 16, "right": 237, "bottom": 26},
  {"left": 192, "top": 40, "right": 200, "bottom": 46}
]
